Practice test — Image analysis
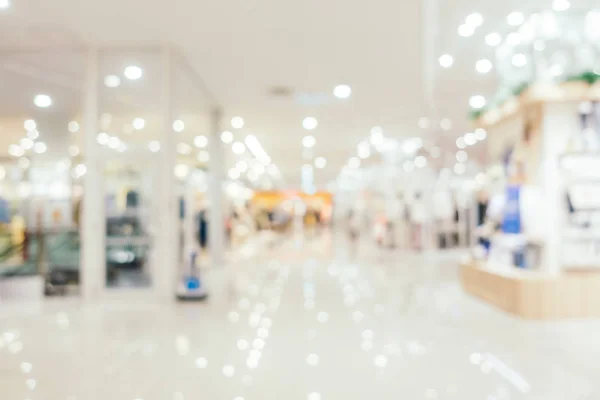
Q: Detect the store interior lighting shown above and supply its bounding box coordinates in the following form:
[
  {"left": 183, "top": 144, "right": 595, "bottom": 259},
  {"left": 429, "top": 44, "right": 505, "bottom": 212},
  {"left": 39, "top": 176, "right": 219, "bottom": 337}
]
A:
[
  {"left": 33, "top": 94, "right": 52, "bottom": 108},
  {"left": 124, "top": 65, "right": 143, "bottom": 80},
  {"left": 244, "top": 135, "right": 271, "bottom": 165},
  {"left": 302, "top": 117, "right": 318, "bottom": 130}
]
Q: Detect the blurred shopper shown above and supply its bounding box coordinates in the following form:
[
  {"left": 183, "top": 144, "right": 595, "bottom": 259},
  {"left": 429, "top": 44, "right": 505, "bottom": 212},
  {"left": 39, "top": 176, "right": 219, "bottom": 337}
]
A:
[
  {"left": 409, "top": 192, "right": 429, "bottom": 250},
  {"left": 385, "top": 195, "right": 404, "bottom": 249},
  {"left": 347, "top": 210, "right": 359, "bottom": 239}
]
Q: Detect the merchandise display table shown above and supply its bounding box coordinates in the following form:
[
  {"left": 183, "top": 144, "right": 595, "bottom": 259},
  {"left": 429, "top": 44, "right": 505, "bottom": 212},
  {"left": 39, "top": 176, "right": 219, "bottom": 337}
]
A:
[{"left": 460, "top": 261, "right": 600, "bottom": 319}]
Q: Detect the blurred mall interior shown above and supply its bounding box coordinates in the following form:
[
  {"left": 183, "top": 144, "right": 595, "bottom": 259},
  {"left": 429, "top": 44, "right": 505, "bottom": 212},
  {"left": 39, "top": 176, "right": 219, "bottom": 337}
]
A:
[{"left": 2, "top": 0, "right": 600, "bottom": 399}]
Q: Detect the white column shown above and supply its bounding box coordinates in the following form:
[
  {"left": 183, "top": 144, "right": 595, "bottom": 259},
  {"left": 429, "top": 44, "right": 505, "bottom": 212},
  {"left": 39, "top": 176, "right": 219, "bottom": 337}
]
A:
[
  {"left": 155, "top": 46, "right": 178, "bottom": 299},
  {"left": 81, "top": 48, "right": 105, "bottom": 300},
  {"left": 208, "top": 107, "right": 225, "bottom": 267},
  {"left": 540, "top": 103, "right": 576, "bottom": 274}
]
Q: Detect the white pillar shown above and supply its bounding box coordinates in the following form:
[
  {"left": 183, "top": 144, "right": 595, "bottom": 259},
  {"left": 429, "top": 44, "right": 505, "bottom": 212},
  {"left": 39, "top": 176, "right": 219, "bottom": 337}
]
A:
[
  {"left": 540, "top": 103, "right": 576, "bottom": 274},
  {"left": 81, "top": 48, "right": 105, "bottom": 300},
  {"left": 154, "top": 46, "right": 178, "bottom": 299},
  {"left": 208, "top": 107, "right": 225, "bottom": 267}
]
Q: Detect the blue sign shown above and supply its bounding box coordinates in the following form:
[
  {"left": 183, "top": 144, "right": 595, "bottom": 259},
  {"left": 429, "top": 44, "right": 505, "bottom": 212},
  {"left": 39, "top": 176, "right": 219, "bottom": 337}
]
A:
[{"left": 502, "top": 185, "right": 521, "bottom": 234}]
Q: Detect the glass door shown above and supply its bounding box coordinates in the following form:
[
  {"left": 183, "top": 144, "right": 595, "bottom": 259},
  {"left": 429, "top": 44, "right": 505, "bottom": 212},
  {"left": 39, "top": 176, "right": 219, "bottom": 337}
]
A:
[{"left": 103, "top": 158, "right": 158, "bottom": 289}]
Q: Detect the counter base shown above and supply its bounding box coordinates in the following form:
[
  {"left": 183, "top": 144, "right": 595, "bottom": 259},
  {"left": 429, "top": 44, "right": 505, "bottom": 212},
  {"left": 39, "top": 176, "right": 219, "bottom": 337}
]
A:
[{"left": 460, "top": 262, "right": 600, "bottom": 319}]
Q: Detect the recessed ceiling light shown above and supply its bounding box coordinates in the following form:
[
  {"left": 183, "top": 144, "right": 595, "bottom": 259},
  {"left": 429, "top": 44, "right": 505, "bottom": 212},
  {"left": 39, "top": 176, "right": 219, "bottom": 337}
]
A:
[
  {"left": 174, "top": 164, "right": 190, "bottom": 179},
  {"left": 124, "top": 65, "right": 143, "bottom": 80},
  {"left": 104, "top": 75, "right": 121, "bottom": 88},
  {"left": 302, "top": 135, "right": 316, "bottom": 148},
  {"left": 27, "top": 130, "right": 39, "bottom": 140},
  {"left": 414, "top": 155, "right": 427, "bottom": 168},
  {"left": 348, "top": 157, "right": 361, "bottom": 169},
  {"left": 469, "top": 95, "right": 486, "bottom": 109},
  {"left": 438, "top": 54, "right": 454, "bottom": 68},
  {"left": 464, "top": 132, "right": 477, "bottom": 146},
  {"left": 302, "top": 117, "right": 318, "bottom": 130},
  {"left": 194, "top": 135, "right": 208, "bottom": 148},
  {"left": 458, "top": 24, "right": 474, "bottom": 37},
  {"left": 333, "top": 84, "right": 352, "bottom": 99},
  {"left": 232, "top": 141, "right": 246, "bottom": 154},
  {"left": 97, "top": 132, "right": 109, "bottom": 145},
  {"left": 231, "top": 116, "right": 244, "bottom": 129},
  {"left": 68, "top": 121, "right": 79, "bottom": 133},
  {"left": 20, "top": 138, "right": 34, "bottom": 150},
  {"left": 74, "top": 164, "right": 86, "bottom": 178},
  {"left": 0, "top": 0, "right": 10, "bottom": 9},
  {"left": 314, "top": 157, "right": 327, "bottom": 169},
  {"left": 512, "top": 53, "right": 527, "bottom": 67},
  {"left": 440, "top": 118, "right": 452, "bottom": 131},
  {"left": 507, "top": 12, "right": 524, "bottom": 26},
  {"left": 454, "top": 163, "right": 466, "bottom": 175},
  {"left": 197, "top": 151, "right": 210, "bottom": 162},
  {"left": 465, "top": 13, "right": 483, "bottom": 28},
  {"left": 148, "top": 141, "right": 160, "bottom": 153},
  {"left": 552, "top": 0, "right": 570, "bottom": 11},
  {"left": 485, "top": 33, "right": 502, "bottom": 47},
  {"left": 33, "top": 142, "right": 47, "bottom": 154},
  {"left": 24, "top": 119, "right": 36, "bottom": 131},
  {"left": 172, "top": 119, "right": 185, "bottom": 132},
  {"left": 221, "top": 131, "right": 233, "bottom": 143},
  {"left": 476, "top": 59, "right": 493, "bottom": 74},
  {"left": 132, "top": 118, "right": 145, "bottom": 130},
  {"left": 475, "top": 128, "right": 487, "bottom": 141},
  {"left": 107, "top": 136, "right": 120, "bottom": 149},
  {"left": 456, "top": 150, "right": 468, "bottom": 162},
  {"left": 456, "top": 137, "right": 466, "bottom": 149},
  {"left": 34, "top": 94, "right": 52, "bottom": 108},
  {"left": 8, "top": 144, "right": 24, "bottom": 157}
]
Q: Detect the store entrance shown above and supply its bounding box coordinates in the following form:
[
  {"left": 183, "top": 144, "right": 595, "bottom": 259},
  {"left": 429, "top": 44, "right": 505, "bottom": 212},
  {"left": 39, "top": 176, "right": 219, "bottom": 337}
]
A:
[{"left": 102, "top": 157, "right": 159, "bottom": 290}]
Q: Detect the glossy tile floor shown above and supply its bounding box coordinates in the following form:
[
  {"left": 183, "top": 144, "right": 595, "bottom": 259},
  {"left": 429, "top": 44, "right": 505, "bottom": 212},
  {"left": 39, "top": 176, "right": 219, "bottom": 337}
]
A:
[{"left": 1, "top": 231, "right": 600, "bottom": 400}]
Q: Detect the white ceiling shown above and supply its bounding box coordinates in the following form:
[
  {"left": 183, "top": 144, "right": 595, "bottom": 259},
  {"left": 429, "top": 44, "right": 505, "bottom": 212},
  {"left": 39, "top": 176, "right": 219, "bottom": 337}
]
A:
[{"left": 1, "top": 0, "right": 597, "bottom": 185}]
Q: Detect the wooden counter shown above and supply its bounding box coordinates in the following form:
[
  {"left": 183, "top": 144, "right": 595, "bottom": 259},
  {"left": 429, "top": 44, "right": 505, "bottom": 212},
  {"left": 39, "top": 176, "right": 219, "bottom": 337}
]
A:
[{"left": 460, "top": 261, "right": 600, "bottom": 319}]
